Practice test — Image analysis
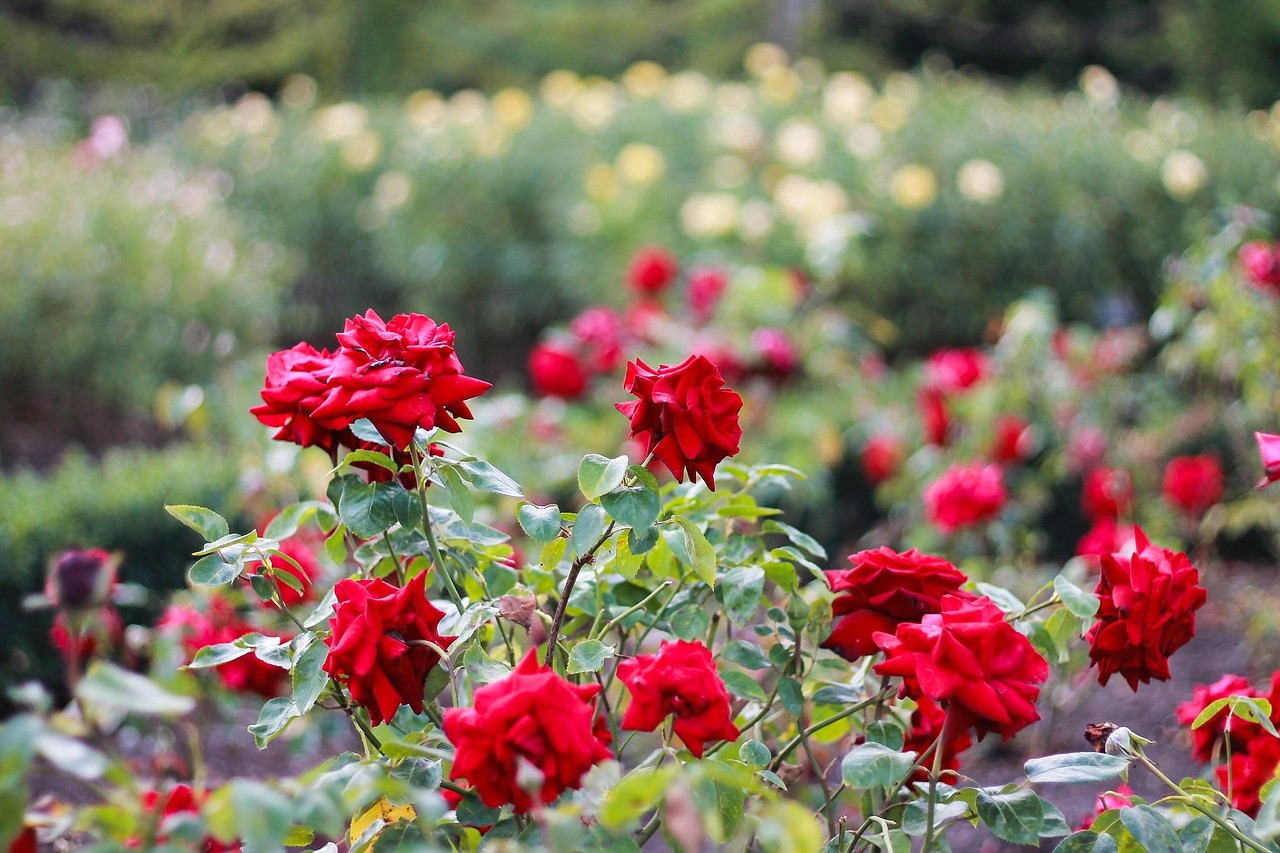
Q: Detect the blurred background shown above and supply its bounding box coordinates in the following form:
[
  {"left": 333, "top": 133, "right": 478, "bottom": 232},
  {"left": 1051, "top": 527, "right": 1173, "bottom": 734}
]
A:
[{"left": 6, "top": 0, "right": 1280, "bottom": 694}]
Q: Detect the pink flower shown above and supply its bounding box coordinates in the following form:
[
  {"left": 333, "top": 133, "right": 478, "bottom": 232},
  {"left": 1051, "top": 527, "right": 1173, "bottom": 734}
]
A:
[
  {"left": 750, "top": 328, "right": 800, "bottom": 380},
  {"left": 1240, "top": 241, "right": 1280, "bottom": 295},
  {"left": 626, "top": 246, "right": 679, "bottom": 297},
  {"left": 989, "top": 415, "right": 1035, "bottom": 465},
  {"left": 1255, "top": 432, "right": 1280, "bottom": 488},
  {"left": 924, "top": 348, "right": 990, "bottom": 395},
  {"left": 569, "top": 307, "right": 627, "bottom": 374},
  {"left": 923, "top": 463, "right": 1007, "bottom": 533},
  {"left": 686, "top": 267, "right": 729, "bottom": 322}
]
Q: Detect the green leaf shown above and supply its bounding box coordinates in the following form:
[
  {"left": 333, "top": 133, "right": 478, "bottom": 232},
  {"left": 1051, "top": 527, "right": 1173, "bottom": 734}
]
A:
[
  {"left": 291, "top": 636, "right": 329, "bottom": 714},
  {"left": 613, "top": 532, "right": 645, "bottom": 580},
  {"left": 1054, "top": 574, "right": 1100, "bottom": 618},
  {"left": 439, "top": 464, "right": 474, "bottom": 525},
  {"left": 1024, "top": 752, "right": 1131, "bottom": 784},
  {"left": 540, "top": 537, "right": 567, "bottom": 572},
  {"left": 840, "top": 742, "right": 917, "bottom": 790},
  {"left": 670, "top": 607, "right": 709, "bottom": 641},
  {"left": 601, "top": 482, "right": 661, "bottom": 531},
  {"left": 1117, "top": 805, "right": 1180, "bottom": 853},
  {"left": 627, "top": 464, "right": 660, "bottom": 492},
  {"left": 459, "top": 460, "right": 523, "bottom": 497},
  {"left": 974, "top": 582, "right": 1026, "bottom": 615},
  {"left": 740, "top": 740, "right": 770, "bottom": 768},
  {"left": 571, "top": 504, "right": 610, "bottom": 559},
  {"left": 34, "top": 731, "right": 108, "bottom": 779},
  {"left": 334, "top": 448, "right": 398, "bottom": 476},
  {"left": 762, "top": 520, "right": 827, "bottom": 560},
  {"left": 1232, "top": 697, "right": 1279, "bottom": 738},
  {"left": 165, "top": 505, "right": 229, "bottom": 542},
  {"left": 76, "top": 662, "right": 195, "bottom": 716},
  {"left": 812, "top": 684, "right": 862, "bottom": 705},
  {"left": 721, "top": 565, "right": 765, "bottom": 627},
  {"left": 674, "top": 517, "right": 717, "bottom": 587},
  {"left": 567, "top": 640, "right": 616, "bottom": 674},
  {"left": 248, "top": 698, "right": 300, "bottom": 749},
  {"left": 1053, "top": 831, "right": 1119, "bottom": 852},
  {"left": 975, "top": 787, "right": 1046, "bottom": 846},
  {"left": 338, "top": 478, "right": 398, "bottom": 539},
  {"left": 349, "top": 418, "right": 387, "bottom": 444},
  {"left": 778, "top": 677, "right": 804, "bottom": 716},
  {"left": 1256, "top": 785, "right": 1280, "bottom": 842},
  {"left": 390, "top": 489, "right": 422, "bottom": 529},
  {"left": 720, "top": 670, "right": 769, "bottom": 704},
  {"left": 865, "top": 721, "right": 904, "bottom": 751},
  {"left": 188, "top": 551, "right": 242, "bottom": 586},
  {"left": 229, "top": 780, "right": 293, "bottom": 851},
  {"left": 599, "top": 766, "right": 679, "bottom": 828},
  {"left": 462, "top": 644, "right": 510, "bottom": 685},
  {"left": 517, "top": 503, "right": 562, "bottom": 542},
  {"left": 188, "top": 642, "right": 253, "bottom": 669},
  {"left": 720, "top": 640, "right": 772, "bottom": 670},
  {"left": 263, "top": 501, "right": 327, "bottom": 541},
  {"left": 1191, "top": 698, "right": 1232, "bottom": 730},
  {"left": 628, "top": 524, "right": 659, "bottom": 555},
  {"left": 578, "top": 453, "right": 628, "bottom": 501}
]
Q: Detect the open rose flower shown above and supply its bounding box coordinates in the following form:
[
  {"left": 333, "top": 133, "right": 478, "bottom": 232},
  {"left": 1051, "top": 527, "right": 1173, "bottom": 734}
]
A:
[
  {"left": 1081, "top": 467, "right": 1134, "bottom": 520},
  {"left": 528, "top": 340, "right": 591, "bottom": 400},
  {"left": 873, "top": 595, "right": 1048, "bottom": 741},
  {"left": 309, "top": 310, "right": 491, "bottom": 449},
  {"left": 1217, "top": 735, "right": 1280, "bottom": 817},
  {"left": 686, "top": 267, "right": 728, "bottom": 322},
  {"left": 626, "top": 246, "right": 679, "bottom": 296},
  {"left": 1162, "top": 454, "right": 1224, "bottom": 518},
  {"left": 922, "top": 463, "right": 1007, "bottom": 533},
  {"left": 1086, "top": 526, "right": 1208, "bottom": 690},
  {"left": 750, "top": 328, "right": 800, "bottom": 381},
  {"left": 860, "top": 433, "right": 905, "bottom": 485},
  {"left": 615, "top": 354, "right": 743, "bottom": 489},
  {"left": 616, "top": 639, "right": 739, "bottom": 757},
  {"left": 989, "top": 415, "right": 1035, "bottom": 465},
  {"left": 1240, "top": 240, "right": 1280, "bottom": 295},
  {"left": 1175, "top": 674, "right": 1261, "bottom": 763},
  {"left": 249, "top": 342, "right": 345, "bottom": 452},
  {"left": 923, "top": 347, "right": 990, "bottom": 394},
  {"left": 822, "top": 547, "right": 974, "bottom": 661},
  {"left": 1256, "top": 432, "right": 1280, "bottom": 488},
  {"left": 323, "top": 572, "right": 456, "bottom": 725},
  {"left": 443, "top": 650, "right": 613, "bottom": 813},
  {"left": 569, "top": 306, "right": 627, "bottom": 373}
]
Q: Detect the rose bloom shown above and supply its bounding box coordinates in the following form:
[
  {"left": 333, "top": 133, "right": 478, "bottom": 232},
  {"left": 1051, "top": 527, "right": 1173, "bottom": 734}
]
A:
[
  {"left": 323, "top": 572, "right": 456, "bottom": 726},
  {"left": 1162, "top": 454, "right": 1224, "bottom": 518},
  {"left": 923, "top": 347, "right": 990, "bottom": 395},
  {"left": 989, "top": 415, "right": 1035, "bottom": 465},
  {"left": 821, "top": 547, "right": 974, "bottom": 661},
  {"left": 1078, "top": 784, "right": 1135, "bottom": 830},
  {"left": 1081, "top": 467, "right": 1134, "bottom": 520},
  {"left": 1066, "top": 426, "right": 1108, "bottom": 474},
  {"left": 1075, "top": 517, "right": 1136, "bottom": 571},
  {"left": 615, "top": 354, "right": 743, "bottom": 490},
  {"left": 1086, "top": 526, "right": 1208, "bottom": 690},
  {"left": 686, "top": 267, "right": 729, "bottom": 322},
  {"left": 443, "top": 650, "right": 613, "bottom": 813},
  {"left": 626, "top": 246, "right": 679, "bottom": 296},
  {"left": 1175, "top": 674, "right": 1261, "bottom": 764},
  {"left": 750, "top": 328, "right": 800, "bottom": 381},
  {"left": 1239, "top": 240, "right": 1280, "bottom": 295},
  {"left": 527, "top": 340, "right": 591, "bottom": 400},
  {"left": 309, "top": 310, "right": 491, "bottom": 449},
  {"left": 7, "top": 827, "right": 36, "bottom": 853},
  {"left": 569, "top": 306, "right": 627, "bottom": 374},
  {"left": 901, "top": 695, "right": 974, "bottom": 783},
  {"left": 1217, "top": 735, "right": 1280, "bottom": 817},
  {"left": 616, "top": 639, "right": 740, "bottom": 757},
  {"left": 137, "top": 784, "right": 240, "bottom": 852},
  {"left": 45, "top": 547, "right": 117, "bottom": 609},
  {"left": 922, "top": 463, "right": 1007, "bottom": 534},
  {"left": 873, "top": 595, "right": 1048, "bottom": 741},
  {"left": 249, "top": 342, "right": 346, "bottom": 452},
  {"left": 918, "top": 388, "right": 951, "bottom": 447},
  {"left": 1256, "top": 432, "right": 1280, "bottom": 488},
  {"left": 860, "top": 433, "right": 905, "bottom": 485}
]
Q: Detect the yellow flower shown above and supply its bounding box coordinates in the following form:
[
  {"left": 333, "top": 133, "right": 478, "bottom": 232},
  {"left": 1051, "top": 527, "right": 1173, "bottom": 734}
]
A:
[{"left": 890, "top": 164, "right": 938, "bottom": 209}]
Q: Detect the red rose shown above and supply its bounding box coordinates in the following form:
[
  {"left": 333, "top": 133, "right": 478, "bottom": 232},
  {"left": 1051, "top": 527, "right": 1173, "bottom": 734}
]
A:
[
  {"left": 244, "top": 538, "right": 320, "bottom": 609},
  {"left": 873, "top": 595, "right": 1048, "bottom": 741},
  {"left": 50, "top": 607, "right": 123, "bottom": 660},
  {"left": 922, "top": 463, "right": 1007, "bottom": 533},
  {"left": 309, "top": 310, "right": 491, "bottom": 449},
  {"left": 1217, "top": 735, "right": 1280, "bottom": 817},
  {"left": 1081, "top": 467, "right": 1134, "bottom": 520},
  {"left": 138, "top": 784, "right": 240, "bottom": 852},
  {"left": 1086, "top": 526, "right": 1208, "bottom": 690},
  {"left": 1078, "top": 784, "right": 1135, "bottom": 830},
  {"left": 918, "top": 388, "right": 951, "bottom": 447},
  {"left": 686, "top": 267, "right": 728, "bottom": 322},
  {"left": 1076, "top": 517, "right": 1135, "bottom": 571},
  {"left": 249, "top": 343, "right": 346, "bottom": 452},
  {"left": 989, "top": 415, "right": 1035, "bottom": 465},
  {"left": 6, "top": 827, "right": 36, "bottom": 853},
  {"left": 615, "top": 354, "right": 743, "bottom": 490},
  {"left": 626, "top": 246, "right": 679, "bottom": 296},
  {"left": 923, "top": 348, "right": 990, "bottom": 394},
  {"left": 205, "top": 626, "right": 292, "bottom": 699},
  {"left": 821, "top": 547, "right": 974, "bottom": 661},
  {"left": 443, "top": 650, "right": 613, "bottom": 813},
  {"left": 569, "top": 307, "right": 627, "bottom": 373},
  {"left": 901, "top": 695, "right": 973, "bottom": 782},
  {"left": 45, "top": 547, "right": 117, "bottom": 610},
  {"left": 1162, "top": 454, "right": 1224, "bottom": 518},
  {"left": 616, "top": 639, "right": 740, "bottom": 758},
  {"left": 323, "top": 572, "right": 456, "bottom": 726},
  {"left": 1240, "top": 241, "right": 1280, "bottom": 295},
  {"left": 750, "top": 328, "right": 800, "bottom": 381},
  {"left": 1256, "top": 432, "right": 1280, "bottom": 488},
  {"left": 1175, "top": 674, "right": 1260, "bottom": 764},
  {"left": 860, "top": 433, "right": 905, "bottom": 485},
  {"left": 528, "top": 340, "right": 591, "bottom": 400}
]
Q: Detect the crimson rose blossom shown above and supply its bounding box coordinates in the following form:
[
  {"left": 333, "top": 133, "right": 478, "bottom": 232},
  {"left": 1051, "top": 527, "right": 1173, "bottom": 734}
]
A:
[
  {"left": 1081, "top": 467, "right": 1134, "bottom": 520},
  {"left": 1086, "top": 526, "right": 1208, "bottom": 690},
  {"left": 616, "top": 639, "right": 740, "bottom": 758},
  {"left": 821, "top": 547, "right": 974, "bottom": 661},
  {"left": 1256, "top": 432, "right": 1280, "bottom": 488},
  {"left": 569, "top": 306, "right": 627, "bottom": 373},
  {"left": 249, "top": 342, "right": 345, "bottom": 451},
  {"left": 1162, "top": 454, "right": 1224, "bottom": 518},
  {"left": 873, "top": 595, "right": 1048, "bottom": 741},
  {"left": 918, "top": 388, "right": 951, "bottom": 447},
  {"left": 860, "top": 433, "right": 905, "bottom": 485},
  {"left": 138, "top": 784, "right": 240, "bottom": 852},
  {"left": 1239, "top": 240, "right": 1280, "bottom": 295},
  {"left": 45, "top": 547, "right": 116, "bottom": 609},
  {"left": 309, "top": 310, "right": 491, "bottom": 449},
  {"left": 626, "top": 246, "right": 679, "bottom": 296},
  {"left": 323, "top": 572, "right": 456, "bottom": 726},
  {"left": 444, "top": 651, "right": 613, "bottom": 813},
  {"left": 686, "top": 267, "right": 728, "bottom": 322},
  {"left": 750, "top": 328, "right": 800, "bottom": 381},
  {"left": 1217, "top": 736, "right": 1280, "bottom": 817},
  {"left": 615, "top": 354, "right": 743, "bottom": 489},
  {"left": 527, "top": 340, "right": 591, "bottom": 400},
  {"left": 989, "top": 415, "right": 1035, "bottom": 465},
  {"left": 922, "top": 463, "right": 1007, "bottom": 533},
  {"left": 923, "top": 347, "right": 990, "bottom": 394},
  {"left": 1175, "top": 674, "right": 1261, "bottom": 763}
]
